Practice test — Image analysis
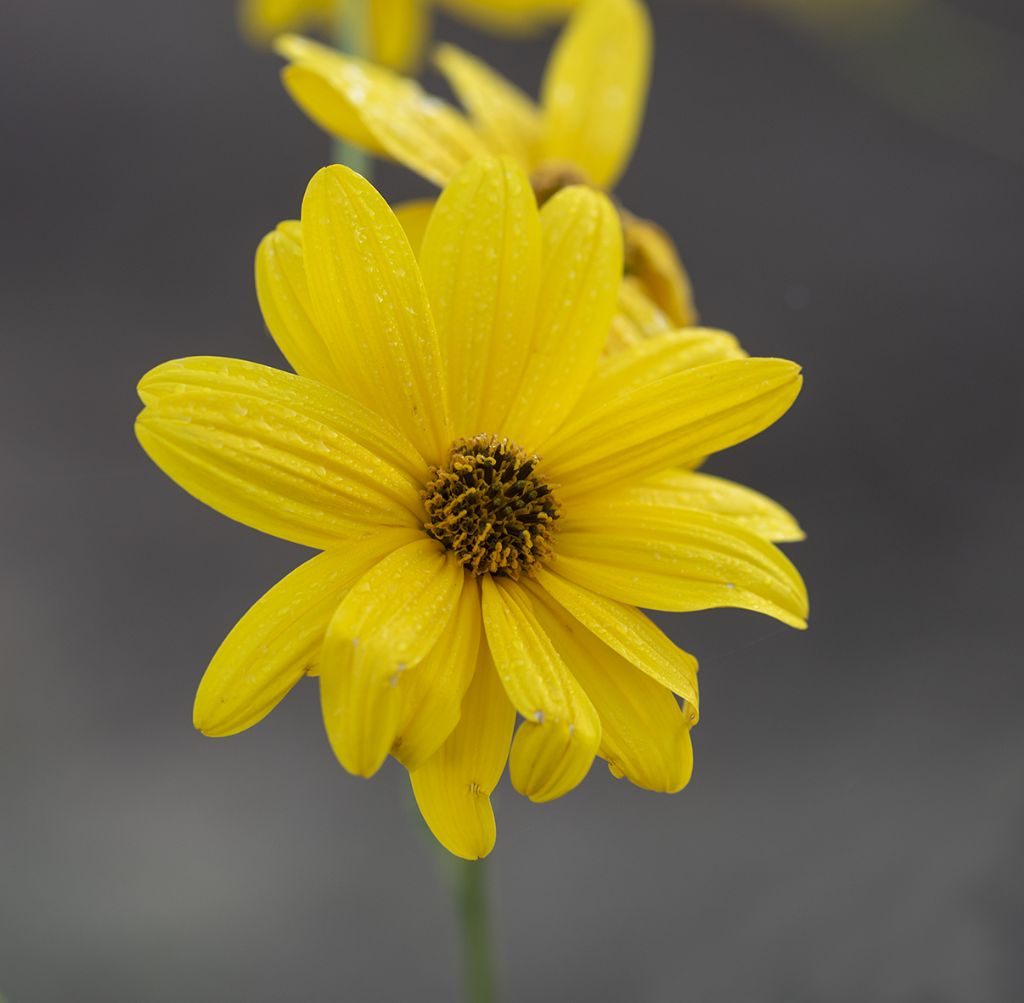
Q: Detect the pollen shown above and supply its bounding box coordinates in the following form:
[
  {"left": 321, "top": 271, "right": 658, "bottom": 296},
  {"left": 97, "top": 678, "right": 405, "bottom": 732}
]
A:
[{"left": 422, "top": 434, "right": 560, "bottom": 579}]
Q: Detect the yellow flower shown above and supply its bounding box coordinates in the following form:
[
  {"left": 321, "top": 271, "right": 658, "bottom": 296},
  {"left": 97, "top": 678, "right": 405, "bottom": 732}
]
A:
[
  {"left": 136, "top": 157, "right": 807, "bottom": 859},
  {"left": 240, "top": 0, "right": 583, "bottom": 71},
  {"left": 276, "top": 0, "right": 697, "bottom": 330}
]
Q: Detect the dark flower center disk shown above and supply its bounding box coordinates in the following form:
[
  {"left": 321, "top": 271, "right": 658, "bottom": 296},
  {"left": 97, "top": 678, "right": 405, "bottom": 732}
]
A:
[
  {"left": 530, "top": 162, "right": 589, "bottom": 206},
  {"left": 423, "top": 435, "right": 560, "bottom": 579}
]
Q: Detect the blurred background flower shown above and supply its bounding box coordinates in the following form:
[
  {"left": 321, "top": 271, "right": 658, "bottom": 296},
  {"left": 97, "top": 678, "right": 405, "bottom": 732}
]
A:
[{"left": 240, "top": 0, "right": 584, "bottom": 68}]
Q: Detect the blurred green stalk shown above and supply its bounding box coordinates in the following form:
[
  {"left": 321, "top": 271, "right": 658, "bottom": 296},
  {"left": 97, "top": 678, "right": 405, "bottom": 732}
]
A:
[
  {"left": 333, "top": 0, "right": 372, "bottom": 176},
  {"left": 451, "top": 858, "right": 497, "bottom": 1003}
]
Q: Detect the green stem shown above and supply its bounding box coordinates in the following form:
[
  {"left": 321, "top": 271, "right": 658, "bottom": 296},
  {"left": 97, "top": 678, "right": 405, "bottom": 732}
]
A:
[
  {"left": 452, "top": 858, "right": 497, "bottom": 1003},
  {"left": 332, "top": 0, "right": 372, "bottom": 176}
]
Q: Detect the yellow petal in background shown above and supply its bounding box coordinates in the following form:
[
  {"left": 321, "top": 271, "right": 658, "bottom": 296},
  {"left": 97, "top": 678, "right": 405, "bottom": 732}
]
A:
[
  {"left": 411, "top": 647, "right": 516, "bottom": 860},
  {"left": 301, "top": 165, "right": 451, "bottom": 463},
  {"left": 255, "top": 220, "right": 342, "bottom": 390},
  {"left": 370, "top": 0, "right": 430, "bottom": 71},
  {"left": 439, "top": 0, "right": 581, "bottom": 34},
  {"left": 543, "top": 358, "right": 803, "bottom": 498},
  {"left": 434, "top": 43, "right": 541, "bottom": 163},
  {"left": 136, "top": 358, "right": 428, "bottom": 549},
  {"left": 502, "top": 185, "right": 622, "bottom": 449},
  {"left": 240, "top": 0, "right": 335, "bottom": 45},
  {"left": 392, "top": 575, "right": 481, "bottom": 771},
  {"left": 534, "top": 569, "right": 699, "bottom": 707},
  {"left": 593, "top": 468, "right": 806, "bottom": 543},
  {"left": 481, "top": 577, "right": 600, "bottom": 802},
  {"left": 623, "top": 215, "right": 698, "bottom": 328},
  {"left": 539, "top": 0, "right": 652, "bottom": 188},
  {"left": 575, "top": 327, "right": 747, "bottom": 417},
  {"left": 320, "top": 539, "right": 465, "bottom": 777},
  {"left": 280, "top": 36, "right": 490, "bottom": 186},
  {"left": 194, "top": 530, "right": 420, "bottom": 737},
  {"left": 278, "top": 36, "right": 390, "bottom": 153},
  {"left": 419, "top": 156, "right": 541, "bottom": 436},
  {"left": 393, "top": 198, "right": 437, "bottom": 256},
  {"left": 528, "top": 587, "right": 693, "bottom": 793},
  {"left": 605, "top": 277, "right": 674, "bottom": 354},
  {"left": 558, "top": 502, "right": 809, "bottom": 627}
]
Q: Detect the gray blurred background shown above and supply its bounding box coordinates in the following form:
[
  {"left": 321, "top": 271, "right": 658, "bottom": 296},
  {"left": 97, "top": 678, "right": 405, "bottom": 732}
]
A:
[{"left": 2, "top": 0, "right": 1022, "bottom": 1000}]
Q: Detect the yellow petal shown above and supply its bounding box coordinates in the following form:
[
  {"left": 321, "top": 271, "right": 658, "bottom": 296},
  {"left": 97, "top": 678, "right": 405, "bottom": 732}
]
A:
[
  {"left": 542, "top": 358, "right": 803, "bottom": 498},
  {"left": 369, "top": 0, "right": 429, "bottom": 71},
  {"left": 255, "top": 220, "right": 343, "bottom": 390},
  {"left": 393, "top": 198, "right": 437, "bottom": 257},
  {"left": 279, "top": 35, "right": 490, "bottom": 186},
  {"left": 575, "top": 327, "right": 746, "bottom": 417},
  {"left": 557, "top": 500, "right": 809, "bottom": 628},
  {"left": 623, "top": 215, "right": 698, "bottom": 328},
  {"left": 594, "top": 468, "right": 806, "bottom": 543},
  {"left": 434, "top": 43, "right": 541, "bottom": 163},
  {"left": 392, "top": 576, "right": 482, "bottom": 771},
  {"left": 419, "top": 156, "right": 541, "bottom": 436},
  {"left": 194, "top": 530, "right": 419, "bottom": 737},
  {"left": 605, "top": 277, "right": 673, "bottom": 354},
  {"left": 534, "top": 568, "right": 699, "bottom": 705},
  {"left": 502, "top": 185, "right": 622, "bottom": 449},
  {"left": 301, "top": 165, "right": 451, "bottom": 463},
  {"left": 240, "top": 0, "right": 335, "bottom": 44},
  {"left": 319, "top": 538, "right": 465, "bottom": 777},
  {"left": 525, "top": 584, "right": 694, "bottom": 792},
  {"left": 438, "top": 0, "right": 578, "bottom": 33},
  {"left": 136, "top": 357, "right": 428, "bottom": 549},
  {"left": 539, "top": 0, "right": 651, "bottom": 188},
  {"left": 480, "top": 576, "right": 600, "bottom": 802},
  {"left": 410, "top": 646, "right": 516, "bottom": 860},
  {"left": 278, "top": 37, "right": 390, "bottom": 154}
]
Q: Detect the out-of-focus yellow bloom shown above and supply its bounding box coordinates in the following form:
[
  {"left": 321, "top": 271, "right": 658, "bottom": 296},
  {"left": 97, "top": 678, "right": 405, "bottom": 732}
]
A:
[
  {"left": 240, "top": 0, "right": 584, "bottom": 70},
  {"left": 136, "top": 157, "right": 807, "bottom": 858},
  {"left": 276, "top": 0, "right": 698, "bottom": 331}
]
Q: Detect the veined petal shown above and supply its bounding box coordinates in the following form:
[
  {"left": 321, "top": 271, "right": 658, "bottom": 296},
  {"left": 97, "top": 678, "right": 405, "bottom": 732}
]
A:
[
  {"left": 392, "top": 576, "right": 482, "bottom": 771},
  {"left": 539, "top": 0, "right": 651, "bottom": 188},
  {"left": 481, "top": 576, "right": 600, "bottom": 802},
  {"left": 301, "top": 165, "right": 451, "bottom": 463},
  {"left": 526, "top": 584, "right": 694, "bottom": 793},
  {"left": 194, "top": 530, "right": 419, "bottom": 737},
  {"left": 605, "top": 277, "right": 673, "bottom": 355},
  {"left": 542, "top": 358, "right": 803, "bottom": 498},
  {"left": 557, "top": 501, "right": 809, "bottom": 628},
  {"left": 594, "top": 468, "right": 806, "bottom": 543},
  {"left": 136, "top": 357, "right": 427, "bottom": 549},
  {"left": 419, "top": 157, "right": 541, "bottom": 436},
  {"left": 576, "top": 327, "right": 746, "bottom": 417},
  {"left": 535, "top": 568, "right": 699, "bottom": 706},
  {"left": 434, "top": 43, "right": 541, "bottom": 163},
  {"left": 502, "top": 186, "right": 622, "bottom": 449},
  {"left": 319, "top": 538, "right": 465, "bottom": 777},
  {"left": 255, "top": 220, "right": 341, "bottom": 390},
  {"left": 410, "top": 646, "right": 515, "bottom": 860},
  {"left": 623, "top": 215, "right": 697, "bottom": 328},
  {"left": 279, "top": 35, "right": 490, "bottom": 186},
  {"left": 369, "top": 0, "right": 429, "bottom": 71},
  {"left": 393, "top": 198, "right": 436, "bottom": 257},
  {"left": 278, "top": 36, "right": 390, "bottom": 154}
]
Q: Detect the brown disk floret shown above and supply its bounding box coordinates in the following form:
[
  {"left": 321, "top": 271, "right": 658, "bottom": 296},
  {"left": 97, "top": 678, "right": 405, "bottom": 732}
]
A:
[{"left": 422, "top": 434, "right": 560, "bottom": 579}]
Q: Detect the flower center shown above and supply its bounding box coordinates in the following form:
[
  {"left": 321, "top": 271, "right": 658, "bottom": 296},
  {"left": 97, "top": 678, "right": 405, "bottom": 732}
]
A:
[
  {"left": 422, "top": 434, "right": 560, "bottom": 579},
  {"left": 530, "top": 161, "right": 590, "bottom": 206}
]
